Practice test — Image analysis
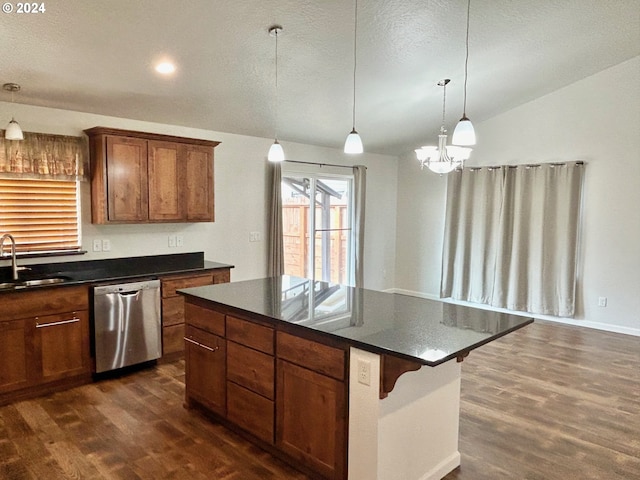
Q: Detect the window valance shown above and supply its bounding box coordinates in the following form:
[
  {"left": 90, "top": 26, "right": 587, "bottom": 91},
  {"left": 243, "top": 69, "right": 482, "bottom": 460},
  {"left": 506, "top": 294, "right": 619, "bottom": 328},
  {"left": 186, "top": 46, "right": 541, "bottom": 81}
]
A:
[{"left": 0, "top": 131, "right": 89, "bottom": 181}]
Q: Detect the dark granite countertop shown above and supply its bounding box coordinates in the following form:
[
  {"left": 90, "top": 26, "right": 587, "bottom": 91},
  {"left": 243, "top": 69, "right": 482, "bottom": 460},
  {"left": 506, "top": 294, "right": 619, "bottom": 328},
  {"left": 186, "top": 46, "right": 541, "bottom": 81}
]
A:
[
  {"left": 0, "top": 252, "right": 233, "bottom": 292},
  {"left": 179, "top": 275, "right": 533, "bottom": 367}
]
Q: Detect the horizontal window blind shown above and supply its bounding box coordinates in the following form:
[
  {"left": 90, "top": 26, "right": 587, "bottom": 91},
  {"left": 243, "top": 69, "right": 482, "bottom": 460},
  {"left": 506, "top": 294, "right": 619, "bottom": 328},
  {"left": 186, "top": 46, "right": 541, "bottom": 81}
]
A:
[{"left": 0, "top": 178, "right": 81, "bottom": 254}]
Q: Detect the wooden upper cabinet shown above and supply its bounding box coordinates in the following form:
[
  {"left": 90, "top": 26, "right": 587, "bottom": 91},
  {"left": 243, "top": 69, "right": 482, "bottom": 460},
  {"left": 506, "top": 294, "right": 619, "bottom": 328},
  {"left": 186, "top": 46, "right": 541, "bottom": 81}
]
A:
[
  {"left": 106, "top": 136, "right": 148, "bottom": 222},
  {"left": 183, "top": 144, "right": 214, "bottom": 221},
  {"left": 85, "top": 127, "right": 219, "bottom": 224},
  {"left": 148, "top": 140, "right": 183, "bottom": 221}
]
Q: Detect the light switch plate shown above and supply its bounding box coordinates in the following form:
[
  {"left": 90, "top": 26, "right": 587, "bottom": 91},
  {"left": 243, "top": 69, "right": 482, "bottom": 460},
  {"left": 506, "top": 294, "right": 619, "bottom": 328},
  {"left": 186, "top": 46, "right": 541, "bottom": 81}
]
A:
[{"left": 92, "top": 239, "right": 102, "bottom": 252}]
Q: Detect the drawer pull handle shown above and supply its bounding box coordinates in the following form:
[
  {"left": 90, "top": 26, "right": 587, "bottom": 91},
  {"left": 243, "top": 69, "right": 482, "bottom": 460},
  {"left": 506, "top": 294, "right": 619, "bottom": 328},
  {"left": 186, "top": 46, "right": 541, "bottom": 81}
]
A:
[
  {"left": 184, "top": 336, "right": 219, "bottom": 352},
  {"left": 36, "top": 317, "right": 80, "bottom": 328}
]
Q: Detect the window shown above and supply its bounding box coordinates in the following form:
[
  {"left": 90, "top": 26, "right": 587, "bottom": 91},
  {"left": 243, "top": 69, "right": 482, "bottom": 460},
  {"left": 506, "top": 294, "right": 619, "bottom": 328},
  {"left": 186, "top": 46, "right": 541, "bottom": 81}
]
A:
[
  {"left": 282, "top": 173, "right": 354, "bottom": 285},
  {"left": 0, "top": 178, "right": 82, "bottom": 255}
]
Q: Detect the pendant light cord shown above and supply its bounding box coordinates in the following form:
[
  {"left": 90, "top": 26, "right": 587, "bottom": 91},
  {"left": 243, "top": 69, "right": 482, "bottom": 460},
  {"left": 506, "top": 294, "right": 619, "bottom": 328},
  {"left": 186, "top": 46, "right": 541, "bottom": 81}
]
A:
[
  {"left": 351, "top": 0, "right": 358, "bottom": 130},
  {"left": 274, "top": 28, "right": 279, "bottom": 141},
  {"left": 462, "top": 0, "right": 470, "bottom": 116}
]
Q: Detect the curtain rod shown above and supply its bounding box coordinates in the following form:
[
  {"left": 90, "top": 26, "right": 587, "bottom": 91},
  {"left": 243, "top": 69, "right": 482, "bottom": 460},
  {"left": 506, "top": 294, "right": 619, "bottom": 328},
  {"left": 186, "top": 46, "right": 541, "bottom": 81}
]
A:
[
  {"left": 468, "top": 161, "right": 584, "bottom": 171},
  {"left": 284, "top": 160, "right": 366, "bottom": 170}
]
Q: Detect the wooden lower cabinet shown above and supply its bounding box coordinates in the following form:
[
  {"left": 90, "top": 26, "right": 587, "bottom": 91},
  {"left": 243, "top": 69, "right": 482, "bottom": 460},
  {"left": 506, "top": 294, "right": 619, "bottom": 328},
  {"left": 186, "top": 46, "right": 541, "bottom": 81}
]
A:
[
  {"left": 184, "top": 325, "right": 226, "bottom": 416},
  {"left": 35, "top": 310, "right": 90, "bottom": 383},
  {"left": 184, "top": 300, "right": 348, "bottom": 479},
  {"left": 161, "top": 269, "right": 230, "bottom": 357},
  {"left": 0, "top": 285, "right": 91, "bottom": 405},
  {"left": 0, "top": 319, "right": 30, "bottom": 394},
  {"left": 276, "top": 359, "right": 347, "bottom": 480}
]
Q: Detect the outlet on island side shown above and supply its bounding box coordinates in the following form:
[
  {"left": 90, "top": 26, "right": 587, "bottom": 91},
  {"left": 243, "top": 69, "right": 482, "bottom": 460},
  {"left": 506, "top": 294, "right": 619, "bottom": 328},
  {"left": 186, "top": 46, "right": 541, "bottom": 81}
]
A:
[{"left": 357, "top": 359, "right": 371, "bottom": 386}]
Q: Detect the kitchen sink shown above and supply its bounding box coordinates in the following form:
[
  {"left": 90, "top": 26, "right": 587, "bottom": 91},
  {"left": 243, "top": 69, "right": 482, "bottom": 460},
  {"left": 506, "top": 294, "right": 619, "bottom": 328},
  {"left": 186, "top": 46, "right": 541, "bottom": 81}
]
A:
[
  {"left": 0, "top": 277, "right": 69, "bottom": 290},
  {"left": 20, "top": 278, "right": 68, "bottom": 287}
]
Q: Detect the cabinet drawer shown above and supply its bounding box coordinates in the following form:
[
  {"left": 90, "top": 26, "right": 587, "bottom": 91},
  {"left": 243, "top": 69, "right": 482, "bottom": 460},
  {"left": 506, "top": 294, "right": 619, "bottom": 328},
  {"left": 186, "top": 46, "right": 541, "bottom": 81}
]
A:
[
  {"left": 185, "top": 325, "right": 224, "bottom": 351},
  {"left": 162, "top": 273, "right": 213, "bottom": 297},
  {"left": 162, "top": 297, "right": 185, "bottom": 326},
  {"left": 0, "top": 285, "right": 89, "bottom": 321},
  {"left": 184, "top": 303, "right": 225, "bottom": 336},
  {"left": 163, "top": 324, "right": 185, "bottom": 355},
  {"left": 276, "top": 332, "right": 345, "bottom": 381},
  {"left": 226, "top": 315, "right": 274, "bottom": 354},
  {"left": 227, "top": 381, "right": 274, "bottom": 444},
  {"left": 227, "top": 341, "right": 274, "bottom": 399}
]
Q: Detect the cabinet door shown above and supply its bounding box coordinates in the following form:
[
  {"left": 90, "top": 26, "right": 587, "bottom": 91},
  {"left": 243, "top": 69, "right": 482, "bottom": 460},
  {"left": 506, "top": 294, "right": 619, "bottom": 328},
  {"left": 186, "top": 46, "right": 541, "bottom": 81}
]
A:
[
  {"left": 0, "top": 319, "right": 30, "bottom": 394},
  {"left": 34, "top": 310, "right": 90, "bottom": 382},
  {"left": 185, "top": 326, "right": 226, "bottom": 416},
  {"left": 148, "top": 140, "right": 185, "bottom": 221},
  {"left": 182, "top": 144, "right": 214, "bottom": 221},
  {"left": 276, "top": 360, "right": 347, "bottom": 479},
  {"left": 106, "top": 136, "right": 148, "bottom": 222}
]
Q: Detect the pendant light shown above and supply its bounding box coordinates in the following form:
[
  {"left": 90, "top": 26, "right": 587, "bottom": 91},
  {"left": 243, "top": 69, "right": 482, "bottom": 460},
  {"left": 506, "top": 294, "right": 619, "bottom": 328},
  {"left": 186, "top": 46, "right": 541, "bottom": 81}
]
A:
[
  {"left": 452, "top": 0, "right": 476, "bottom": 146},
  {"left": 3, "top": 83, "right": 24, "bottom": 141},
  {"left": 267, "top": 26, "right": 285, "bottom": 162},
  {"left": 415, "top": 79, "right": 472, "bottom": 174},
  {"left": 344, "top": 0, "right": 363, "bottom": 154}
]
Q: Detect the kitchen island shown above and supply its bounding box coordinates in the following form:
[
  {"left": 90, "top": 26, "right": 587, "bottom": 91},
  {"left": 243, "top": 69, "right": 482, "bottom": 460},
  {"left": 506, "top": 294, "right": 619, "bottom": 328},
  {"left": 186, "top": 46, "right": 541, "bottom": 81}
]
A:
[{"left": 179, "top": 276, "right": 532, "bottom": 480}]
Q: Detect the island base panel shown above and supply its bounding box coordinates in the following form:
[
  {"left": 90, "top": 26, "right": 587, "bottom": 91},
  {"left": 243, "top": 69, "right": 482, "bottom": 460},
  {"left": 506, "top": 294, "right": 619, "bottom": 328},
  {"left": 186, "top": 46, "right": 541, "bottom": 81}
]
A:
[{"left": 349, "top": 348, "right": 461, "bottom": 480}]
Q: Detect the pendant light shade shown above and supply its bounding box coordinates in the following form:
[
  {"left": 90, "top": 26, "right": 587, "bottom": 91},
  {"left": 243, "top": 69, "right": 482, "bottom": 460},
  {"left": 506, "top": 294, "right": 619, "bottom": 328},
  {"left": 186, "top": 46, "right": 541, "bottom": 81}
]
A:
[
  {"left": 3, "top": 83, "right": 24, "bottom": 141},
  {"left": 344, "top": 0, "right": 363, "bottom": 154},
  {"left": 267, "top": 26, "right": 285, "bottom": 162},
  {"left": 5, "top": 118, "right": 24, "bottom": 140},
  {"left": 452, "top": 116, "right": 475, "bottom": 146},
  {"left": 344, "top": 128, "right": 363, "bottom": 154},
  {"left": 268, "top": 139, "right": 285, "bottom": 162},
  {"left": 452, "top": 0, "right": 476, "bottom": 147}
]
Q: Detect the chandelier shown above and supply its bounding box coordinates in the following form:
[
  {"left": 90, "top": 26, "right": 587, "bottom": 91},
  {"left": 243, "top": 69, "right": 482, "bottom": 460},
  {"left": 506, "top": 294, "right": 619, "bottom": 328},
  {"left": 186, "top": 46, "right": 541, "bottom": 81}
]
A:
[{"left": 415, "top": 79, "right": 471, "bottom": 174}]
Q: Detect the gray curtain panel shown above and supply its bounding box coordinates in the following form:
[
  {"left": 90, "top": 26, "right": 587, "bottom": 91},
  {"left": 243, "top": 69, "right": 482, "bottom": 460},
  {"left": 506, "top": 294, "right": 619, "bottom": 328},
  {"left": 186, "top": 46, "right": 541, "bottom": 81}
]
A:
[
  {"left": 267, "top": 162, "right": 284, "bottom": 277},
  {"left": 353, "top": 165, "right": 366, "bottom": 288},
  {"left": 441, "top": 162, "right": 584, "bottom": 317}
]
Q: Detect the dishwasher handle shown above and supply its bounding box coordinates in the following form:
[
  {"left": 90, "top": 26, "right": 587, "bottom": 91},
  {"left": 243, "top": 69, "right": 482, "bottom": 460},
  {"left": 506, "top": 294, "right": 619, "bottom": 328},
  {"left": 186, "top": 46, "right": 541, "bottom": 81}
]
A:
[{"left": 118, "top": 290, "right": 141, "bottom": 297}]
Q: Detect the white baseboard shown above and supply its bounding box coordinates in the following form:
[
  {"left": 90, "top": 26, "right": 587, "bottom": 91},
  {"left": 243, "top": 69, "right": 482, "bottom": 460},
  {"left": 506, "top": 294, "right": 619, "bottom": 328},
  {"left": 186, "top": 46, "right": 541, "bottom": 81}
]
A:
[{"left": 387, "top": 288, "right": 640, "bottom": 338}]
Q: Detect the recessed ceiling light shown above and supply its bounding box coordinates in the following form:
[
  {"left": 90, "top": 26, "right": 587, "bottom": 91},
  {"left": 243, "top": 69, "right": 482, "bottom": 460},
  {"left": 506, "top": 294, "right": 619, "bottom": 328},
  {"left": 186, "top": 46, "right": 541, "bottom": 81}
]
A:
[{"left": 155, "top": 62, "right": 176, "bottom": 75}]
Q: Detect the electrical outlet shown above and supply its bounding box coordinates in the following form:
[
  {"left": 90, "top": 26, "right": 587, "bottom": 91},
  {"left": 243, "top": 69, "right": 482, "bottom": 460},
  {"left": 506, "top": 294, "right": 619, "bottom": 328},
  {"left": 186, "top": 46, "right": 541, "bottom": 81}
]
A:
[
  {"left": 176, "top": 235, "right": 184, "bottom": 247},
  {"left": 92, "top": 239, "right": 102, "bottom": 252},
  {"left": 168, "top": 235, "right": 177, "bottom": 248},
  {"left": 357, "top": 359, "right": 371, "bottom": 386},
  {"left": 598, "top": 296, "right": 607, "bottom": 307},
  {"left": 249, "top": 231, "right": 262, "bottom": 242},
  {"left": 102, "top": 239, "right": 111, "bottom": 252}
]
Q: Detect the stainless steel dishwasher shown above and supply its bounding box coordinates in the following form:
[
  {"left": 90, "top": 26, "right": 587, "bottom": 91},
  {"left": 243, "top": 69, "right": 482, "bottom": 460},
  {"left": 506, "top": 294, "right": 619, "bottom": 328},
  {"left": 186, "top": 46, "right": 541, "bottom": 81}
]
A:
[{"left": 93, "top": 279, "right": 161, "bottom": 373}]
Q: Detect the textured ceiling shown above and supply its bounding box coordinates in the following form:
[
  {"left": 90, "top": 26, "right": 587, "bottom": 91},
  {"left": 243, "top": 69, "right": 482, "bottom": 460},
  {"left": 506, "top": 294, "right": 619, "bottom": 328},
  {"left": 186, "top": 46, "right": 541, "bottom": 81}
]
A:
[{"left": 2, "top": 0, "right": 639, "bottom": 155}]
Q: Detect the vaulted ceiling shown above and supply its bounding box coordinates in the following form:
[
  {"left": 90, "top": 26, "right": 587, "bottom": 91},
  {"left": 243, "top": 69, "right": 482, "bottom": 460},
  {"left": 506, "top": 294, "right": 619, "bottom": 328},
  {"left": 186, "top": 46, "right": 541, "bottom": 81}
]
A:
[{"left": 2, "top": 0, "right": 639, "bottom": 155}]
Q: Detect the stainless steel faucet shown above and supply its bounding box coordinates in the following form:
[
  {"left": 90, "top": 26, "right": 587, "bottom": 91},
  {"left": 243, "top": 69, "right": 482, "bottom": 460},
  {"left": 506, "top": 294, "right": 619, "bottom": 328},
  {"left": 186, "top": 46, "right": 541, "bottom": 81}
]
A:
[{"left": 0, "top": 233, "right": 20, "bottom": 281}]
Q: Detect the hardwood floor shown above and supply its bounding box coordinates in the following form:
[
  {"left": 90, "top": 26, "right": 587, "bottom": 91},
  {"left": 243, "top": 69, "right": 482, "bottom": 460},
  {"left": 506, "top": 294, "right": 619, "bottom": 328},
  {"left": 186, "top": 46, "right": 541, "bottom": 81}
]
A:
[
  {"left": 0, "top": 321, "right": 638, "bottom": 479},
  {"left": 445, "top": 320, "right": 640, "bottom": 480}
]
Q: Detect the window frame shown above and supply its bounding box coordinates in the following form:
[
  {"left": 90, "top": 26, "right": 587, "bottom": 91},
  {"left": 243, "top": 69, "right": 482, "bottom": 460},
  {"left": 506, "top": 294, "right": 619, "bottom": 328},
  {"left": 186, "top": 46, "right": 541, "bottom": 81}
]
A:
[{"left": 281, "top": 164, "right": 356, "bottom": 286}]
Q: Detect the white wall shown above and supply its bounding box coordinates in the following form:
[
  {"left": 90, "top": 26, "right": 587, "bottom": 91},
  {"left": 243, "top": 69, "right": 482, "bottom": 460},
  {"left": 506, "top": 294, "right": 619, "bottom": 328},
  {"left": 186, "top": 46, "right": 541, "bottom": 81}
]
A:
[
  {"left": 395, "top": 55, "right": 640, "bottom": 335},
  {"left": 0, "top": 103, "right": 398, "bottom": 290}
]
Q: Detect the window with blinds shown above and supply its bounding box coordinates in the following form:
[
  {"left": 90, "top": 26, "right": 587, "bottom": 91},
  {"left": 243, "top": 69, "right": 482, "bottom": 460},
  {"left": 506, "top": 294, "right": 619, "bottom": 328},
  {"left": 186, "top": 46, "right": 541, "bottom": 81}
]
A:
[{"left": 0, "top": 178, "right": 81, "bottom": 255}]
